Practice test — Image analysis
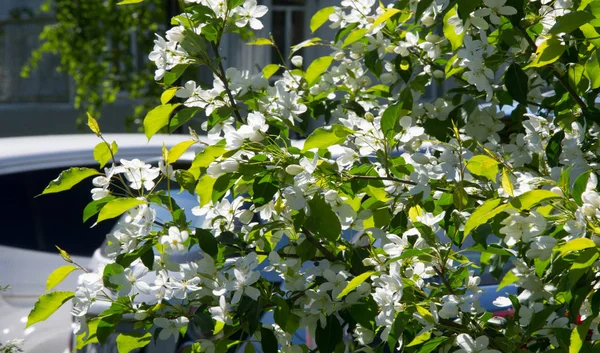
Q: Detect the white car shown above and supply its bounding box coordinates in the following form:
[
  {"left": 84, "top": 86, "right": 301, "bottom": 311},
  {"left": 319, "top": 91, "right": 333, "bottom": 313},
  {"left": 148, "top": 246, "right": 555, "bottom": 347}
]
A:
[{"left": 0, "top": 134, "right": 191, "bottom": 353}]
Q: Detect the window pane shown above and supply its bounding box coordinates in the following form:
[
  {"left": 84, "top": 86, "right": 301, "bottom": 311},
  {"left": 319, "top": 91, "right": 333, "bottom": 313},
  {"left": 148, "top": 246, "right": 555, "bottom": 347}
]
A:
[
  {"left": 291, "top": 11, "right": 305, "bottom": 49},
  {"left": 273, "top": 0, "right": 304, "bottom": 6},
  {"left": 0, "top": 167, "right": 117, "bottom": 256}
]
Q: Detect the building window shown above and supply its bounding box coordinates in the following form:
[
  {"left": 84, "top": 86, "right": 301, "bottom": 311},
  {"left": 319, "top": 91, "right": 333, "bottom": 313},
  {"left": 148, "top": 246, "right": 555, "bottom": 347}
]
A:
[{"left": 269, "top": 0, "right": 305, "bottom": 67}]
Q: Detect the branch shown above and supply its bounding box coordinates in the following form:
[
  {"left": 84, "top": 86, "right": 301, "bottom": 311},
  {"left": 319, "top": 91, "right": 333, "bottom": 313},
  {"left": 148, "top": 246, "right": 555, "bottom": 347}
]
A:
[
  {"left": 516, "top": 24, "right": 589, "bottom": 114},
  {"left": 302, "top": 227, "right": 337, "bottom": 262},
  {"left": 348, "top": 175, "right": 487, "bottom": 201},
  {"left": 211, "top": 42, "right": 245, "bottom": 124}
]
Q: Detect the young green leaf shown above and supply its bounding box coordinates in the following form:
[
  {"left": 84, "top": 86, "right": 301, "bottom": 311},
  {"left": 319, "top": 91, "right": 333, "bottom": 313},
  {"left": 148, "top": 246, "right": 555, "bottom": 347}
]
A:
[
  {"left": 525, "top": 37, "right": 566, "bottom": 68},
  {"left": 116, "top": 332, "right": 152, "bottom": 353},
  {"left": 247, "top": 38, "right": 274, "bottom": 46},
  {"left": 160, "top": 87, "right": 178, "bottom": 105},
  {"left": 501, "top": 168, "right": 514, "bottom": 197},
  {"left": 167, "top": 140, "right": 196, "bottom": 164},
  {"left": 93, "top": 141, "right": 118, "bottom": 168},
  {"left": 337, "top": 271, "right": 375, "bottom": 299},
  {"left": 342, "top": 28, "right": 368, "bottom": 48},
  {"left": 305, "top": 56, "right": 334, "bottom": 87},
  {"left": 97, "top": 198, "right": 147, "bottom": 223},
  {"left": 144, "top": 103, "right": 181, "bottom": 140},
  {"left": 557, "top": 238, "right": 596, "bottom": 256},
  {"left": 41, "top": 167, "right": 101, "bottom": 195},
  {"left": 369, "top": 8, "right": 401, "bottom": 30},
  {"left": 549, "top": 11, "right": 595, "bottom": 34},
  {"left": 262, "top": 64, "right": 280, "bottom": 79},
  {"left": 87, "top": 113, "right": 101, "bottom": 135},
  {"left": 310, "top": 7, "right": 335, "bottom": 32},
  {"left": 46, "top": 265, "right": 78, "bottom": 292},
  {"left": 510, "top": 189, "right": 562, "bottom": 210},
  {"left": 27, "top": 291, "right": 74, "bottom": 327},
  {"left": 463, "top": 199, "right": 507, "bottom": 238},
  {"left": 303, "top": 124, "right": 353, "bottom": 151},
  {"left": 466, "top": 155, "right": 500, "bottom": 181}
]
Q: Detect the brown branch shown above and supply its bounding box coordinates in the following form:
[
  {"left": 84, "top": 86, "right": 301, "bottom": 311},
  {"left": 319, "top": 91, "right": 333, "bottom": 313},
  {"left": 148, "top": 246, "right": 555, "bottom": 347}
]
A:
[
  {"left": 516, "top": 24, "right": 589, "bottom": 114},
  {"left": 211, "top": 42, "right": 245, "bottom": 124},
  {"left": 302, "top": 227, "right": 337, "bottom": 262}
]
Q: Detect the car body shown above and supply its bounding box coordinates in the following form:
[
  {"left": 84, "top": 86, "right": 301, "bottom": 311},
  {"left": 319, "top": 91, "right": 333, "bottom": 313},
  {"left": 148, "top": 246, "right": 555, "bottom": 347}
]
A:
[{"left": 0, "top": 133, "right": 191, "bottom": 353}]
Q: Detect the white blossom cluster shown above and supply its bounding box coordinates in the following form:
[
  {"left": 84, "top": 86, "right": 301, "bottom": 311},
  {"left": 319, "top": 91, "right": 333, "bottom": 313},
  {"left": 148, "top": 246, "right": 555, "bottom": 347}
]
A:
[{"left": 33, "top": 0, "right": 600, "bottom": 353}]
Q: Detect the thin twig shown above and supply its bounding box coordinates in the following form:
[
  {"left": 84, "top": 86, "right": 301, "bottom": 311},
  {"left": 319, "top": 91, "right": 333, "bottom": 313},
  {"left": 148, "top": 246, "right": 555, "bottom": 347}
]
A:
[{"left": 211, "top": 42, "right": 245, "bottom": 124}]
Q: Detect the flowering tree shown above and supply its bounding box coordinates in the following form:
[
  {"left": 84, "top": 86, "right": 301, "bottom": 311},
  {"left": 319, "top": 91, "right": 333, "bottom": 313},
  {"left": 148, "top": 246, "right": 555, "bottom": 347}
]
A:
[{"left": 26, "top": 0, "right": 600, "bottom": 352}]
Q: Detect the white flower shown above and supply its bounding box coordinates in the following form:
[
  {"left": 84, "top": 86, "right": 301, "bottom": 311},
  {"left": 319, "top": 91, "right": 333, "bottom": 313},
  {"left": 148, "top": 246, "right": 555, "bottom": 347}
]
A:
[
  {"left": 319, "top": 269, "right": 349, "bottom": 300},
  {"left": 235, "top": 0, "right": 268, "bottom": 30},
  {"left": 109, "top": 266, "right": 151, "bottom": 296},
  {"left": 455, "top": 334, "right": 501, "bottom": 353},
  {"left": 525, "top": 236, "right": 557, "bottom": 261},
  {"left": 153, "top": 317, "right": 189, "bottom": 340},
  {"left": 209, "top": 295, "right": 232, "bottom": 325},
  {"left": 159, "top": 227, "right": 190, "bottom": 253},
  {"left": 120, "top": 159, "right": 161, "bottom": 191},
  {"left": 500, "top": 211, "right": 546, "bottom": 246},
  {"left": 484, "top": 0, "right": 517, "bottom": 25}
]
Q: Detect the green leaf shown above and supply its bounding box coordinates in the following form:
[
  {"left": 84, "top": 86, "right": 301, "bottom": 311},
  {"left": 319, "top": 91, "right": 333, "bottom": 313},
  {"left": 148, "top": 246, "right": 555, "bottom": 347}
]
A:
[
  {"left": 407, "top": 331, "right": 431, "bottom": 347},
  {"left": 504, "top": 63, "right": 528, "bottom": 104},
  {"left": 306, "top": 195, "right": 342, "bottom": 242},
  {"left": 41, "top": 167, "right": 101, "bottom": 195},
  {"left": 417, "top": 337, "right": 448, "bottom": 353},
  {"left": 116, "top": 332, "right": 152, "bottom": 353},
  {"left": 76, "top": 318, "right": 99, "bottom": 349},
  {"left": 310, "top": 7, "right": 335, "bottom": 32},
  {"left": 570, "top": 317, "right": 593, "bottom": 353},
  {"left": 97, "top": 314, "right": 122, "bottom": 344},
  {"left": 573, "top": 170, "right": 592, "bottom": 206},
  {"left": 87, "top": 113, "right": 101, "bottom": 135},
  {"left": 27, "top": 291, "right": 74, "bottom": 327},
  {"left": 195, "top": 229, "right": 218, "bottom": 257},
  {"left": 558, "top": 238, "right": 596, "bottom": 256},
  {"left": 337, "top": 271, "right": 375, "bottom": 299},
  {"left": 253, "top": 173, "right": 279, "bottom": 207},
  {"left": 164, "top": 64, "right": 189, "bottom": 87},
  {"left": 262, "top": 64, "right": 280, "bottom": 79},
  {"left": 83, "top": 196, "right": 115, "bottom": 222},
  {"left": 580, "top": 24, "right": 600, "bottom": 48},
  {"left": 46, "top": 265, "right": 78, "bottom": 292},
  {"left": 196, "top": 175, "right": 217, "bottom": 206},
  {"left": 463, "top": 199, "right": 507, "bottom": 238},
  {"left": 260, "top": 327, "right": 278, "bottom": 353},
  {"left": 466, "top": 155, "right": 500, "bottom": 181},
  {"left": 568, "top": 63, "right": 589, "bottom": 95},
  {"left": 305, "top": 56, "right": 334, "bottom": 87},
  {"left": 381, "top": 102, "right": 405, "bottom": 138},
  {"left": 191, "top": 144, "right": 226, "bottom": 169},
  {"left": 117, "top": 0, "right": 143, "bottom": 4},
  {"left": 501, "top": 168, "right": 514, "bottom": 197},
  {"left": 169, "top": 107, "right": 200, "bottom": 131},
  {"left": 546, "top": 130, "right": 565, "bottom": 168},
  {"left": 175, "top": 170, "right": 197, "bottom": 194},
  {"left": 160, "top": 87, "right": 178, "bottom": 105},
  {"left": 444, "top": 7, "right": 464, "bottom": 50},
  {"left": 167, "top": 140, "right": 196, "bottom": 164},
  {"left": 497, "top": 271, "right": 518, "bottom": 291},
  {"left": 510, "top": 189, "right": 562, "bottom": 210},
  {"left": 369, "top": 8, "right": 401, "bottom": 30},
  {"left": 97, "top": 198, "right": 147, "bottom": 223},
  {"left": 302, "top": 124, "right": 353, "bottom": 151},
  {"left": 144, "top": 104, "right": 181, "bottom": 140},
  {"left": 585, "top": 52, "right": 600, "bottom": 89},
  {"left": 93, "top": 141, "right": 118, "bottom": 168},
  {"left": 550, "top": 11, "right": 595, "bottom": 34},
  {"left": 315, "top": 316, "right": 342, "bottom": 353},
  {"left": 525, "top": 37, "right": 566, "bottom": 68},
  {"left": 247, "top": 38, "right": 274, "bottom": 45},
  {"left": 457, "top": 0, "right": 480, "bottom": 20},
  {"left": 342, "top": 28, "right": 368, "bottom": 48}
]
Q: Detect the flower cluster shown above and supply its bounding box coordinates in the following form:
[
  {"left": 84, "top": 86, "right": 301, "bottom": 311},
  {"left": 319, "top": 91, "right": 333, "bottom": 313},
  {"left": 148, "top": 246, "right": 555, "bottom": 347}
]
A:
[{"left": 32, "top": 0, "right": 600, "bottom": 353}]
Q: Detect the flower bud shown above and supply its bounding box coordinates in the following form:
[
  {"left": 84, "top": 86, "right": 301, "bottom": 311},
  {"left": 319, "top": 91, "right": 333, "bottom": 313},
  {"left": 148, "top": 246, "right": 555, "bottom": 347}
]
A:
[
  {"left": 364, "top": 112, "right": 375, "bottom": 122},
  {"left": 550, "top": 186, "right": 564, "bottom": 196},
  {"left": 433, "top": 70, "right": 444, "bottom": 79},
  {"left": 286, "top": 164, "right": 304, "bottom": 175},
  {"left": 582, "top": 204, "right": 597, "bottom": 217},
  {"left": 291, "top": 55, "right": 303, "bottom": 68}
]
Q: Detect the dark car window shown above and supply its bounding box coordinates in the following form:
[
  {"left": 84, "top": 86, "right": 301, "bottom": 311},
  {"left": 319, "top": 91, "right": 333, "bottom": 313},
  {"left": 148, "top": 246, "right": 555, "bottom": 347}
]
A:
[{"left": 0, "top": 166, "right": 117, "bottom": 256}]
